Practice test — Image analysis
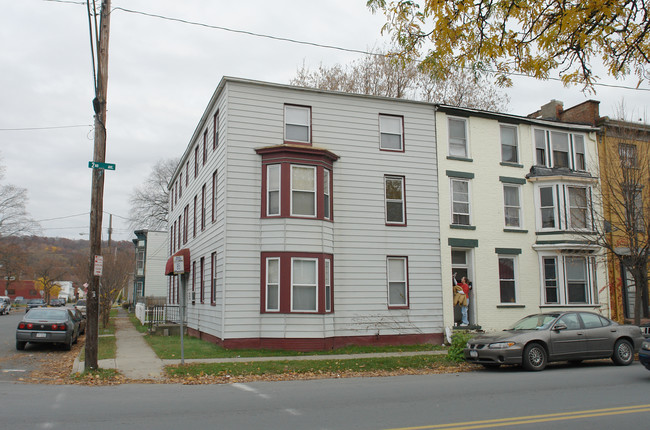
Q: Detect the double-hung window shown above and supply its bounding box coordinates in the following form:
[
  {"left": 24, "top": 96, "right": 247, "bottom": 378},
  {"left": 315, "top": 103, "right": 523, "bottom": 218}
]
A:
[
  {"left": 503, "top": 185, "right": 521, "bottom": 228},
  {"left": 568, "top": 186, "right": 589, "bottom": 229},
  {"left": 498, "top": 256, "right": 517, "bottom": 303},
  {"left": 291, "top": 258, "right": 318, "bottom": 312},
  {"left": 551, "top": 131, "right": 570, "bottom": 168},
  {"left": 212, "top": 170, "right": 218, "bottom": 223},
  {"left": 543, "top": 257, "right": 559, "bottom": 304},
  {"left": 451, "top": 179, "right": 471, "bottom": 226},
  {"left": 267, "top": 164, "right": 281, "bottom": 216},
  {"left": 541, "top": 255, "right": 596, "bottom": 305},
  {"left": 379, "top": 114, "right": 403, "bottom": 151},
  {"left": 387, "top": 257, "right": 408, "bottom": 308},
  {"left": 619, "top": 143, "right": 637, "bottom": 167},
  {"left": 448, "top": 117, "right": 468, "bottom": 158},
  {"left": 323, "top": 169, "right": 331, "bottom": 219},
  {"left": 291, "top": 165, "right": 316, "bottom": 217},
  {"left": 265, "top": 258, "right": 280, "bottom": 312},
  {"left": 210, "top": 252, "right": 217, "bottom": 305},
  {"left": 539, "top": 186, "right": 556, "bottom": 229},
  {"left": 534, "top": 129, "right": 587, "bottom": 170},
  {"left": 574, "top": 135, "right": 585, "bottom": 170},
  {"left": 500, "top": 124, "right": 518, "bottom": 163},
  {"left": 324, "top": 258, "right": 332, "bottom": 312},
  {"left": 285, "top": 105, "right": 311, "bottom": 143},
  {"left": 385, "top": 176, "right": 405, "bottom": 225}
]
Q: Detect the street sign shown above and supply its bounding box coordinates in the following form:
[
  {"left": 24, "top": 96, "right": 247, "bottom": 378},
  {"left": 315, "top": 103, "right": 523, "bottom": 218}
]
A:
[
  {"left": 88, "top": 161, "right": 116, "bottom": 170},
  {"left": 93, "top": 255, "right": 103, "bottom": 276},
  {"left": 173, "top": 255, "right": 185, "bottom": 274}
]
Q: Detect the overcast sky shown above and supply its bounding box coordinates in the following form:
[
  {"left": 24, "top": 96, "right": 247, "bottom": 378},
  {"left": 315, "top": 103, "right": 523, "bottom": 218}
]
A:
[{"left": 1, "top": 0, "right": 648, "bottom": 242}]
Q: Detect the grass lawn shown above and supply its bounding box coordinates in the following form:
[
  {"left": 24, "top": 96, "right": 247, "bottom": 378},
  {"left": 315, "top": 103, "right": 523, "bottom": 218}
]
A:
[
  {"left": 143, "top": 334, "right": 443, "bottom": 360},
  {"left": 166, "top": 354, "right": 458, "bottom": 378},
  {"left": 79, "top": 335, "right": 117, "bottom": 361}
]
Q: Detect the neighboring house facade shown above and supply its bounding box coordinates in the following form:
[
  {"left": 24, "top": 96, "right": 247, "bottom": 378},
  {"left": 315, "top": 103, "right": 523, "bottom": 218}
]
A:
[
  {"left": 437, "top": 102, "right": 609, "bottom": 331},
  {"left": 539, "top": 100, "right": 650, "bottom": 322},
  {"left": 4, "top": 280, "right": 40, "bottom": 301},
  {"left": 167, "top": 77, "right": 444, "bottom": 350},
  {"left": 132, "top": 230, "right": 168, "bottom": 303}
]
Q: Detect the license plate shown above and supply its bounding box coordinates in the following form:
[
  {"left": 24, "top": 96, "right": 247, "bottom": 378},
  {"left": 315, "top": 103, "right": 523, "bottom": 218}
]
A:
[
  {"left": 469, "top": 350, "right": 478, "bottom": 358},
  {"left": 35, "top": 332, "right": 47, "bottom": 338}
]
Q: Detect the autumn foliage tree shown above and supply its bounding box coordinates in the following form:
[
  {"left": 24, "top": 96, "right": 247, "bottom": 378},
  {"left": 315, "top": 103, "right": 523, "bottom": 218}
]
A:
[
  {"left": 367, "top": 0, "right": 650, "bottom": 90},
  {"left": 32, "top": 254, "right": 67, "bottom": 304},
  {"left": 98, "top": 247, "right": 133, "bottom": 327}
]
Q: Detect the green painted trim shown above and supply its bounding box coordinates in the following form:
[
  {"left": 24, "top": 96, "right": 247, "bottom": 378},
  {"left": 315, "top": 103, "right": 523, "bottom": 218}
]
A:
[
  {"left": 448, "top": 238, "right": 479, "bottom": 248},
  {"left": 504, "top": 229, "right": 529, "bottom": 233},
  {"left": 450, "top": 224, "right": 476, "bottom": 230},
  {"left": 495, "top": 247, "right": 522, "bottom": 255},
  {"left": 500, "top": 162, "right": 524, "bottom": 168},
  {"left": 446, "top": 156, "right": 474, "bottom": 163},
  {"left": 446, "top": 170, "right": 475, "bottom": 179},
  {"left": 497, "top": 304, "right": 526, "bottom": 308},
  {"left": 499, "top": 176, "right": 526, "bottom": 184},
  {"left": 536, "top": 230, "right": 597, "bottom": 236},
  {"left": 535, "top": 239, "right": 594, "bottom": 245}
]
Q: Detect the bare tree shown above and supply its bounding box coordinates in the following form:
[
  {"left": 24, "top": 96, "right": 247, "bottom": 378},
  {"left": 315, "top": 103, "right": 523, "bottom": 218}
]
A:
[
  {"left": 128, "top": 158, "right": 179, "bottom": 231},
  {"left": 0, "top": 237, "right": 28, "bottom": 294},
  {"left": 588, "top": 113, "right": 650, "bottom": 325},
  {"left": 0, "top": 158, "right": 38, "bottom": 237},
  {"left": 290, "top": 49, "right": 509, "bottom": 111},
  {"left": 99, "top": 247, "right": 133, "bottom": 327}
]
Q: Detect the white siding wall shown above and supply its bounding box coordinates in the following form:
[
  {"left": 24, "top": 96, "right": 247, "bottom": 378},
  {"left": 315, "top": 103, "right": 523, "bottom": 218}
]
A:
[
  {"left": 143, "top": 231, "right": 169, "bottom": 298},
  {"left": 169, "top": 78, "right": 444, "bottom": 342}
]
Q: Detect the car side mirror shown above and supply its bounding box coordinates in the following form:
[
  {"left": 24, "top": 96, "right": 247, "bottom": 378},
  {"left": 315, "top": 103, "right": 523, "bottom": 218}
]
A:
[{"left": 553, "top": 323, "right": 567, "bottom": 331}]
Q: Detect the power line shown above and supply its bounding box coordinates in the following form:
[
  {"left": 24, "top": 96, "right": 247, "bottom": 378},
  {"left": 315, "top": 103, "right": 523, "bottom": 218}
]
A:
[
  {"left": 36, "top": 213, "right": 89, "bottom": 223},
  {"left": 0, "top": 125, "right": 92, "bottom": 131}
]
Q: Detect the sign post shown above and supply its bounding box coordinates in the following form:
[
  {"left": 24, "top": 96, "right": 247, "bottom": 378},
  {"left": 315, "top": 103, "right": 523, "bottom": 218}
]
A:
[{"left": 173, "top": 255, "right": 186, "bottom": 365}]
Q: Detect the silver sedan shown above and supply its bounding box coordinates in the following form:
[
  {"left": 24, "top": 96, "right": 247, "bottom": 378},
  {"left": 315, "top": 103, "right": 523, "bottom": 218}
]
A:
[{"left": 464, "top": 311, "right": 645, "bottom": 371}]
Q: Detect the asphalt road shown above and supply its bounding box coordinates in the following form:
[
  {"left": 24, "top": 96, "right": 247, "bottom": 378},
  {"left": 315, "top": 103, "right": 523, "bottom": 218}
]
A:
[{"left": 1, "top": 359, "right": 648, "bottom": 429}]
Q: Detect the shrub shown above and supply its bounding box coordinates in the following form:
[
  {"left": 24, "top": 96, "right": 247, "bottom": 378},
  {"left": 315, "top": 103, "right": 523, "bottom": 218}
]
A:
[{"left": 447, "top": 330, "right": 473, "bottom": 362}]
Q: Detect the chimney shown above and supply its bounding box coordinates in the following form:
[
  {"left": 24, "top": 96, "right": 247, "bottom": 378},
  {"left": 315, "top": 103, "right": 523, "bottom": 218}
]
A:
[{"left": 539, "top": 100, "right": 564, "bottom": 120}]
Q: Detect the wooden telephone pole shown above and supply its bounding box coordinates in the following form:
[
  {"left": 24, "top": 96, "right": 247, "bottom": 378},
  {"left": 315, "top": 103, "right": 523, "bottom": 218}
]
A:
[{"left": 86, "top": 0, "right": 111, "bottom": 371}]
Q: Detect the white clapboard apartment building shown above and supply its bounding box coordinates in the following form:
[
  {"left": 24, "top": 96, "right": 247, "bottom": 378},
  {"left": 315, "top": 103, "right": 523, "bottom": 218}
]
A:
[{"left": 166, "top": 77, "right": 444, "bottom": 350}]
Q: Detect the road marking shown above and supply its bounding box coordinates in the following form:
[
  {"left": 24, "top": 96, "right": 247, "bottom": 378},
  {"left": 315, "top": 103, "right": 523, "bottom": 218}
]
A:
[
  {"left": 232, "top": 382, "right": 270, "bottom": 399},
  {"left": 285, "top": 408, "right": 302, "bottom": 416},
  {"left": 385, "top": 404, "right": 650, "bottom": 430}
]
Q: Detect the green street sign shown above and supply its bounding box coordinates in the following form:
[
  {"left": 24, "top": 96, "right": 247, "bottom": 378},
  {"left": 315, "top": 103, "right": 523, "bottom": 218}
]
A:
[{"left": 88, "top": 161, "right": 116, "bottom": 170}]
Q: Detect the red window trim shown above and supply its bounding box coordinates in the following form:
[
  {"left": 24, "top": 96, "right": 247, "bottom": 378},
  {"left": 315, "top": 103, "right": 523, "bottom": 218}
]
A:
[
  {"left": 284, "top": 104, "right": 312, "bottom": 146},
  {"left": 191, "top": 261, "right": 196, "bottom": 305},
  {"left": 200, "top": 256, "right": 205, "bottom": 304},
  {"left": 260, "top": 252, "right": 334, "bottom": 314},
  {"left": 194, "top": 146, "right": 199, "bottom": 178},
  {"left": 201, "top": 184, "right": 206, "bottom": 231},
  {"left": 384, "top": 175, "right": 407, "bottom": 227},
  {"left": 210, "top": 252, "right": 216, "bottom": 305},
  {"left": 256, "top": 146, "right": 338, "bottom": 221},
  {"left": 379, "top": 113, "right": 406, "bottom": 153},
  {"left": 213, "top": 111, "right": 219, "bottom": 150},
  {"left": 212, "top": 170, "right": 217, "bottom": 223},
  {"left": 387, "top": 255, "right": 410, "bottom": 309},
  {"left": 202, "top": 129, "right": 208, "bottom": 165}
]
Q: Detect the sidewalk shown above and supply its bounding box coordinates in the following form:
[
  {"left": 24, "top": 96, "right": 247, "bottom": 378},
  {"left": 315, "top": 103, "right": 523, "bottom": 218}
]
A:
[{"left": 73, "top": 308, "right": 446, "bottom": 380}]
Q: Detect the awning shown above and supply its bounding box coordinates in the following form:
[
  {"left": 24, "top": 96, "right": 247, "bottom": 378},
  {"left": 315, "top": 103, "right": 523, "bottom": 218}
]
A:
[{"left": 165, "top": 248, "right": 191, "bottom": 276}]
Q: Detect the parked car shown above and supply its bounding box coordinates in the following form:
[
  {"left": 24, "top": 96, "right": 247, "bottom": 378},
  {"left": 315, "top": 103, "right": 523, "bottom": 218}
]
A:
[
  {"left": 74, "top": 299, "right": 86, "bottom": 316},
  {"left": 639, "top": 340, "right": 650, "bottom": 371},
  {"left": 13, "top": 296, "right": 25, "bottom": 305},
  {"left": 26, "top": 298, "right": 47, "bottom": 312},
  {"left": 49, "top": 298, "right": 64, "bottom": 307},
  {"left": 464, "top": 311, "right": 645, "bottom": 371},
  {"left": 71, "top": 308, "right": 86, "bottom": 335},
  {"left": 16, "top": 308, "right": 81, "bottom": 351},
  {"left": 0, "top": 296, "right": 12, "bottom": 315}
]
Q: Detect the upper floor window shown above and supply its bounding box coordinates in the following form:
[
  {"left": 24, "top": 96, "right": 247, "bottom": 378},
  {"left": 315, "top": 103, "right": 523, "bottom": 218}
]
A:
[
  {"left": 385, "top": 176, "right": 406, "bottom": 225},
  {"left": 257, "top": 146, "right": 339, "bottom": 221},
  {"left": 203, "top": 130, "right": 208, "bottom": 165},
  {"left": 500, "top": 124, "right": 518, "bottom": 163},
  {"left": 285, "top": 105, "right": 311, "bottom": 143},
  {"left": 451, "top": 178, "right": 471, "bottom": 226},
  {"left": 619, "top": 143, "right": 637, "bottom": 168},
  {"left": 568, "top": 186, "right": 588, "bottom": 229},
  {"left": 212, "top": 170, "right": 218, "bottom": 223},
  {"left": 448, "top": 117, "right": 468, "bottom": 158},
  {"left": 536, "top": 183, "right": 594, "bottom": 232},
  {"left": 534, "top": 129, "right": 587, "bottom": 171},
  {"left": 291, "top": 165, "right": 316, "bottom": 217},
  {"left": 498, "top": 256, "right": 517, "bottom": 304},
  {"left": 503, "top": 185, "right": 522, "bottom": 228},
  {"left": 194, "top": 146, "right": 199, "bottom": 178},
  {"left": 539, "top": 186, "right": 556, "bottom": 229},
  {"left": 213, "top": 111, "right": 219, "bottom": 150},
  {"left": 379, "top": 114, "right": 404, "bottom": 151}
]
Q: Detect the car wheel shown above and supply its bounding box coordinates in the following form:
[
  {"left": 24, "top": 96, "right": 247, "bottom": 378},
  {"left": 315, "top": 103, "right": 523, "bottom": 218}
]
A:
[
  {"left": 64, "top": 337, "right": 73, "bottom": 351},
  {"left": 16, "top": 340, "right": 26, "bottom": 350},
  {"left": 523, "top": 343, "right": 547, "bottom": 371},
  {"left": 612, "top": 339, "right": 634, "bottom": 366}
]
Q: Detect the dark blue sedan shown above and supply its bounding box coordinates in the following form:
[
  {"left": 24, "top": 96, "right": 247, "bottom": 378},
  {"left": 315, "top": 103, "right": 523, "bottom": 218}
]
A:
[{"left": 640, "top": 340, "right": 650, "bottom": 370}]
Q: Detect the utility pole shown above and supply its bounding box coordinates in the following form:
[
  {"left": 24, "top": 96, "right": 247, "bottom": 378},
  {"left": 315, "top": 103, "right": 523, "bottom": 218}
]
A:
[{"left": 86, "top": 0, "right": 111, "bottom": 371}]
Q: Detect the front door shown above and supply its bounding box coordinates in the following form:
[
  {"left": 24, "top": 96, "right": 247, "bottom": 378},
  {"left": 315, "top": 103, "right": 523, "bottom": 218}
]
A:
[{"left": 451, "top": 249, "right": 474, "bottom": 325}]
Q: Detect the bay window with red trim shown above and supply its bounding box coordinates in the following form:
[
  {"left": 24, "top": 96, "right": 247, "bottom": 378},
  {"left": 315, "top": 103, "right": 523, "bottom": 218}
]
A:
[
  {"left": 261, "top": 252, "right": 334, "bottom": 314},
  {"left": 256, "top": 145, "right": 339, "bottom": 220}
]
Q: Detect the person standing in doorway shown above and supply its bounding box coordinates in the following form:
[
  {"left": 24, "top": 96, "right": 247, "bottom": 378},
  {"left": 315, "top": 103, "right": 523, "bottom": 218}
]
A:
[{"left": 455, "top": 276, "right": 471, "bottom": 326}]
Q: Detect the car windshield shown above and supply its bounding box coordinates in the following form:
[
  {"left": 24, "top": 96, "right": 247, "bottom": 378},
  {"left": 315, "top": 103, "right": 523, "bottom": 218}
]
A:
[
  {"left": 508, "top": 314, "right": 560, "bottom": 330},
  {"left": 26, "top": 309, "right": 67, "bottom": 320}
]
